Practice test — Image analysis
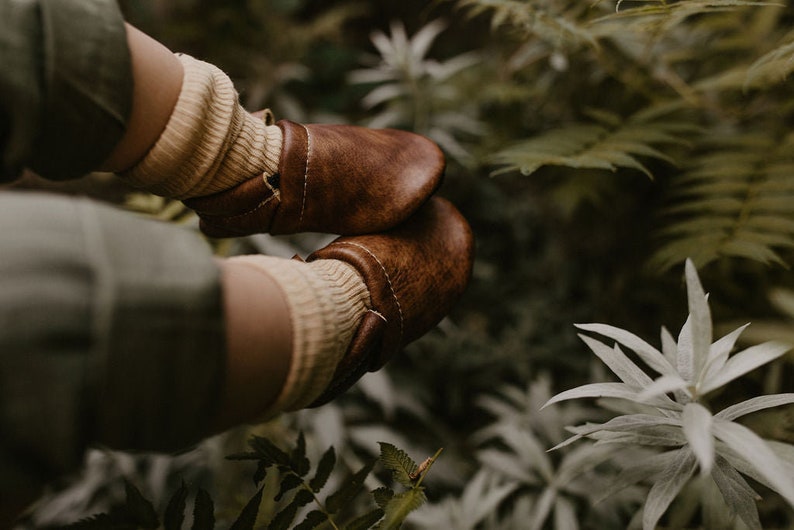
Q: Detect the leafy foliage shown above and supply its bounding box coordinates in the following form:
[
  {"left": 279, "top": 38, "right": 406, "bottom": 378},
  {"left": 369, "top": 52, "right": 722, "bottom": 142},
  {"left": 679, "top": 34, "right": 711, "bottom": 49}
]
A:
[
  {"left": 548, "top": 259, "right": 794, "bottom": 529},
  {"left": 62, "top": 433, "right": 439, "bottom": 530}
]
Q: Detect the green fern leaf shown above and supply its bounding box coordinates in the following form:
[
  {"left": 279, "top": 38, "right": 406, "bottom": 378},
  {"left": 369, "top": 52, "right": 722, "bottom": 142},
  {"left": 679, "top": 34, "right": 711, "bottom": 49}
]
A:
[
  {"left": 373, "top": 489, "right": 428, "bottom": 530},
  {"left": 229, "top": 486, "right": 264, "bottom": 530},
  {"left": 326, "top": 460, "right": 376, "bottom": 514},
  {"left": 275, "top": 473, "right": 304, "bottom": 502},
  {"left": 378, "top": 442, "right": 418, "bottom": 489},
  {"left": 163, "top": 481, "right": 188, "bottom": 530},
  {"left": 345, "top": 508, "right": 386, "bottom": 530},
  {"left": 291, "top": 432, "right": 311, "bottom": 477},
  {"left": 652, "top": 130, "right": 794, "bottom": 271},
  {"left": 293, "top": 509, "right": 328, "bottom": 530},
  {"left": 191, "top": 488, "right": 215, "bottom": 530},
  {"left": 745, "top": 38, "right": 794, "bottom": 89},
  {"left": 309, "top": 446, "right": 336, "bottom": 492},
  {"left": 122, "top": 480, "right": 159, "bottom": 529},
  {"left": 248, "top": 436, "right": 290, "bottom": 467},
  {"left": 372, "top": 487, "right": 395, "bottom": 509},
  {"left": 269, "top": 489, "right": 314, "bottom": 530}
]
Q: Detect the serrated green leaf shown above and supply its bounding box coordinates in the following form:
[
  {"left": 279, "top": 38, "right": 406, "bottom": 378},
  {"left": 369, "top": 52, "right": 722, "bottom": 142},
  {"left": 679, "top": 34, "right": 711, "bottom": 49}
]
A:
[
  {"left": 374, "top": 489, "right": 427, "bottom": 530},
  {"left": 191, "top": 488, "right": 215, "bottom": 530},
  {"left": 291, "top": 432, "right": 311, "bottom": 477},
  {"left": 344, "top": 508, "right": 386, "bottom": 530},
  {"left": 229, "top": 486, "right": 263, "bottom": 530},
  {"left": 163, "top": 481, "right": 188, "bottom": 530},
  {"left": 275, "top": 473, "right": 304, "bottom": 502},
  {"left": 378, "top": 443, "right": 418, "bottom": 488},
  {"left": 253, "top": 460, "right": 268, "bottom": 486},
  {"left": 327, "top": 460, "right": 376, "bottom": 514},
  {"left": 248, "top": 436, "right": 290, "bottom": 467},
  {"left": 293, "top": 510, "right": 328, "bottom": 530},
  {"left": 268, "top": 490, "right": 314, "bottom": 530},
  {"left": 310, "top": 447, "right": 336, "bottom": 492},
  {"left": 123, "top": 480, "right": 159, "bottom": 529},
  {"left": 372, "top": 487, "right": 395, "bottom": 510}
]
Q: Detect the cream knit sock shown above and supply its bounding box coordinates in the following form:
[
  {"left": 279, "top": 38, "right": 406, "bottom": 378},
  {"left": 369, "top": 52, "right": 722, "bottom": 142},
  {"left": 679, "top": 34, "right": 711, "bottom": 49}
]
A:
[
  {"left": 228, "top": 256, "right": 371, "bottom": 413},
  {"left": 121, "top": 54, "right": 283, "bottom": 199}
]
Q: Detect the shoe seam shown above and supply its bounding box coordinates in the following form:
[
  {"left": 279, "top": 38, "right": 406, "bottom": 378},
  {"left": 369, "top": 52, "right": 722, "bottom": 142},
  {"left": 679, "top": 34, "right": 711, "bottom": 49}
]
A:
[
  {"left": 333, "top": 241, "right": 404, "bottom": 343},
  {"left": 299, "top": 124, "right": 311, "bottom": 230}
]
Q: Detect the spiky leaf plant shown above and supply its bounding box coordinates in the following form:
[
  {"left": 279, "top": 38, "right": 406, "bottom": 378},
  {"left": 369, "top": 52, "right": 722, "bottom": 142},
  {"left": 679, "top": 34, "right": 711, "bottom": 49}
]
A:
[
  {"left": 546, "top": 259, "right": 794, "bottom": 529},
  {"left": 348, "top": 19, "right": 485, "bottom": 163}
]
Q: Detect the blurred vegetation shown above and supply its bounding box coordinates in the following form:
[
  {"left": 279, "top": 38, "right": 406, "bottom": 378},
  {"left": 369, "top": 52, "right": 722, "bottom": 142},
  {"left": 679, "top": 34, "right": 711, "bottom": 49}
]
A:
[{"left": 19, "top": 0, "right": 794, "bottom": 528}]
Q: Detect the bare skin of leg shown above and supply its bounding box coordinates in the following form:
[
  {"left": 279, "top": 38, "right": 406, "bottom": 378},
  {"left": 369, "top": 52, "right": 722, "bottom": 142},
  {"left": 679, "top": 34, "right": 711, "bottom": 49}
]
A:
[
  {"left": 100, "top": 23, "right": 294, "bottom": 430},
  {"left": 2, "top": 22, "right": 295, "bottom": 526}
]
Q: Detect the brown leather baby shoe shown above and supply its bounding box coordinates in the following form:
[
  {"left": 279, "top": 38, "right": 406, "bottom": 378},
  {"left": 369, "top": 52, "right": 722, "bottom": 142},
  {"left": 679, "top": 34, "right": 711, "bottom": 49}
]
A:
[
  {"left": 184, "top": 119, "right": 445, "bottom": 237},
  {"left": 303, "top": 196, "right": 474, "bottom": 406}
]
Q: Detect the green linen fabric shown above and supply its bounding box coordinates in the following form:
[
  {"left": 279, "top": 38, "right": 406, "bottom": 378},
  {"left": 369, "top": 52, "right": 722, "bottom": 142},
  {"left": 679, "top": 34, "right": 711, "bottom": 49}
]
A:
[
  {"left": 0, "top": 192, "right": 225, "bottom": 488},
  {"left": 0, "top": 0, "right": 132, "bottom": 181}
]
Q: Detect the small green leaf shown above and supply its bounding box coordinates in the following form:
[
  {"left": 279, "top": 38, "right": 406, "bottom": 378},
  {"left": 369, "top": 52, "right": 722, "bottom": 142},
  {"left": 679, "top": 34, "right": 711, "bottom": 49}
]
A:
[
  {"left": 309, "top": 446, "right": 336, "bottom": 492},
  {"left": 191, "top": 488, "right": 215, "bottom": 530},
  {"left": 374, "top": 489, "right": 427, "bottom": 530},
  {"left": 253, "top": 460, "right": 268, "bottom": 486},
  {"left": 378, "top": 442, "right": 418, "bottom": 488},
  {"left": 275, "top": 473, "right": 304, "bottom": 502},
  {"left": 372, "top": 487, "right": 395, "bottom": 509},
  {"left": 269, "top": 490, "right": 314, "bottom": 530},
  {"left": 293, "top": 510, "right": 328, "bottom": 530},
  {"left": 123, "top": 480, "right": 159, "bottom": 529},
  {"left": 229, "top": 486, "right": 263, "bottom": 530},
  {"left": 291, "top": 432, "right": 311, "bottom": 477},
  {"left": 345, "top": 508, "right": 385, "bottom": 530},
  {"left": 163, "top": 481, "right": 188, "bottom": 530},
  {"left": 248, "top": 436, "right": 290, "bottom": 467},
  {"left": 327, "top": 460, "right": 376, "bottom": 514}
]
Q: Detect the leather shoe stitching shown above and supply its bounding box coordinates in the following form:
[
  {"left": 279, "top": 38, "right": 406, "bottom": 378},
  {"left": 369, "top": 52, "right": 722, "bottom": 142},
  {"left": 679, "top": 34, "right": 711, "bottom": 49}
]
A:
[
  {"left": 298, "top": 124, "right": 311, "bottom": 230},
  {"left": 333, "top": 241, "right": 404, "bottom": 343},
  {"left": 217, "top": 191, "right": 279, "bottom": 220}
]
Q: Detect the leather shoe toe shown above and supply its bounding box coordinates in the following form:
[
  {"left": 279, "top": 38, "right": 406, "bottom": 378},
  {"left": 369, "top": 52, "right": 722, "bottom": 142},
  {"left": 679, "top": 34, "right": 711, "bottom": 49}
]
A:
[
  {"left": 185, "top": 120, "right": 445, "bottom": 236},
  {"left": 304, "top": 196, "right": 474, "bottom": 405}
]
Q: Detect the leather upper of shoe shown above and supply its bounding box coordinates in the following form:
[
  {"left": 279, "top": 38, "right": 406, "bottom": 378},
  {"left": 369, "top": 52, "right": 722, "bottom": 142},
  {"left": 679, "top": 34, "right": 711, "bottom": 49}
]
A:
[
  {"left": 305, "top": 196, "right": 474, "bottom": 405},
  {"left": 184, "top": 119, "right": 445, "bottom": 237}
]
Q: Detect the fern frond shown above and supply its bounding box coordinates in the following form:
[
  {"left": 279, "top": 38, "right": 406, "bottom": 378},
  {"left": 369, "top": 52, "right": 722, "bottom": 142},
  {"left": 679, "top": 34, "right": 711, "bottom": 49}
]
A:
[
  {"left": 745, "top": 36, "right": 794, "bottom": 89},
  {"left": 651, "top": 133, "right": 794, "bottom": 271},
  {"left": 453, "top": 0, "right": 599, "bottom": 49},
  {"left": 490, "top": 108, "right": 691, "bottom": 178}
]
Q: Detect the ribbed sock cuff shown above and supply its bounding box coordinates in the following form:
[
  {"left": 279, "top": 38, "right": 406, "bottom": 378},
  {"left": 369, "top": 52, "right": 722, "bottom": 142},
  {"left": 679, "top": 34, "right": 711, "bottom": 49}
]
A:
[
  {"left": 228, "top": 256, "right": 370, "bottom": 413},
  {"left": 121, "top": 55, "right": 282, "bottom": 199}
]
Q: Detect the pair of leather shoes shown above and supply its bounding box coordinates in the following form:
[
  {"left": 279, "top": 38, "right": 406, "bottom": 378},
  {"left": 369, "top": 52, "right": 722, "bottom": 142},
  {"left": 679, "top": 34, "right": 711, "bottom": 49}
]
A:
[{"left": 186, "top": 119, "right": 473, "bottom": 404}]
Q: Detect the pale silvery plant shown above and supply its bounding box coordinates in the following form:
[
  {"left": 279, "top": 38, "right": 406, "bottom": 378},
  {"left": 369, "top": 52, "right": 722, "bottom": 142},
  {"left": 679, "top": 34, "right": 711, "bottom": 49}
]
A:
[{"left": 545, "top": 259, "right": 794, "bottom": 529}]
